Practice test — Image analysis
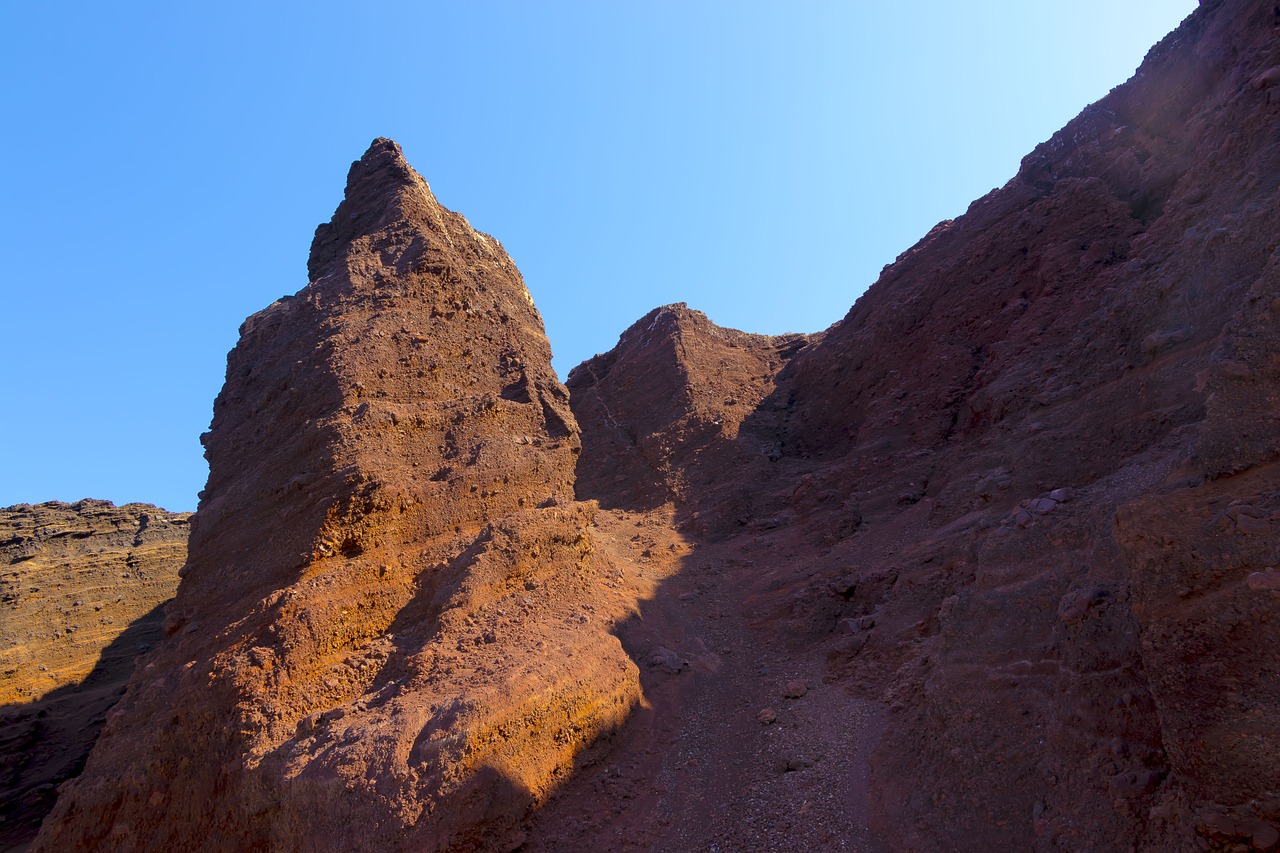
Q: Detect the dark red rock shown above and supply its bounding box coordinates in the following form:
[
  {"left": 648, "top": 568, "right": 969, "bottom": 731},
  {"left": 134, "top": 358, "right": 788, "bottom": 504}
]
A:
[
  {"left": 567, "top": 303, "right": 814, "bottom": 518},
  {"left": 544, "top": 1, "right": 1280, "bottom": 849},
  {"left": 31, "top": 0, "right": 1280, "bottom": 849}
]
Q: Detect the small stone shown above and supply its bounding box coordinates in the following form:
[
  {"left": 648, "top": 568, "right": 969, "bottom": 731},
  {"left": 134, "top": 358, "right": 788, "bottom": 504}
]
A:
[
  {"left": 1246, "top": 571, "right": 1280, "bottom": 592},
  {"left": 646, "top": 646, "right": 688, "bottom": 674},
  {"left": 779, "top": 754, "right": 814, "bottom": 772},
  {"left": 1251, "top": 821, "right": 1279, "bottom": 849},
  {"left": 1236, "top": 514, "right": 1269, "bottom": 534},
  {"left": 296, "top": 712, "right": 321, "bottom": 737},
  {"left": 1028, "top": 497, "right": 1058, "bottom": 514},
  {"left": 782, "top": 680, "right": 808, "bottom": 699},
  {"left": 757, "top": 708, "right": 777, "bottom": 724},
  {"left": 1048, "top": 487, "right": 1073, "bottom": 502}
]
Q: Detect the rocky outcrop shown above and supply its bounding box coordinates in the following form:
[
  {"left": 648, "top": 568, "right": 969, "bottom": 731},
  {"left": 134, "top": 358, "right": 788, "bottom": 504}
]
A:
[
  {"left": 34, "top": 141, "right": 642, "bottom": 853},
  {"left": 30, "top": 0, "right": 1280, "bottom": 848},
  {"left": 1, "top": 500, "right": 188, "bottom": 852},
  {"left": 785, "top": 1, "right": 1280, "bottom": 848},
  {"left": 567, "top": 303, "right": 813, "bottom": 517}
]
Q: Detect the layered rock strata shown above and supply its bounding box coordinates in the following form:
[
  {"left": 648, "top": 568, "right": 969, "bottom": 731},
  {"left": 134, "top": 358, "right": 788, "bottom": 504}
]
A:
[
  {"left": 1, "top": 500, "right": 188, "bottom": 852},
  {"left": 35, "top": 141, "right": 642, "bottom": 853}
]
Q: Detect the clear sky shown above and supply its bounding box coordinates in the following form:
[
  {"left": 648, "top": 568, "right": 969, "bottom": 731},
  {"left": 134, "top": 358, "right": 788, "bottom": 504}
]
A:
[{"left": 0, "top": 1, "right": 1198, "bottom": 513}]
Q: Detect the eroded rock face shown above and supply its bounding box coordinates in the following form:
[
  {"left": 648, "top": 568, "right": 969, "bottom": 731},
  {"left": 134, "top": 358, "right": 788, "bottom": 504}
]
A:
[
  {"left": 746, "top": 0, "right": 1280, "bottom": 848},
  {"left": 31, "top": 0, "right": 1280, "bottom": 848},
  {"left": 554, "top": 0, "right": 1280, "bottom": 848},
  {"left": 567, "top": 303, "right": 814, "bottom": 518},
  {"left": 1117, "top": 465, "right": 1280, "bottom": 848},
  {"left": 34, "top": 140, "right": 640, "bottom": 853},
  {"left": 1, "top": 500, "right": 188, "bottom": 852}
]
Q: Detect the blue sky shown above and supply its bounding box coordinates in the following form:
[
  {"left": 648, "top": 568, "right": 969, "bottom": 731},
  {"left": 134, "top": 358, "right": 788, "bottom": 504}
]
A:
[{"left": 0, "top": 1, "right": 1197, "bottom": 512}]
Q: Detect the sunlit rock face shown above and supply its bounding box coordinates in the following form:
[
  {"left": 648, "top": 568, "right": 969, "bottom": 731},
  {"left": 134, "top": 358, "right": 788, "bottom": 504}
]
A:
[
  {"left": 34, "top": 139, "right": 641, "bottom": 853},
  {"left": 32, "top": 0, "right": 1280, "bottom": 849}
]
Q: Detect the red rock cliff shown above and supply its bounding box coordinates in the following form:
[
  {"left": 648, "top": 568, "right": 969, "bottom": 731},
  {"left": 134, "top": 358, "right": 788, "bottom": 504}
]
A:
[
  {"left": 1, "top": 500, "right": 188, "bottom": 851},
  {"left": 32, "top": 0, "right": 1280, "bottom": 848},
  {"left": 34, "top": 140, "right": 642, "bottom": 853}
]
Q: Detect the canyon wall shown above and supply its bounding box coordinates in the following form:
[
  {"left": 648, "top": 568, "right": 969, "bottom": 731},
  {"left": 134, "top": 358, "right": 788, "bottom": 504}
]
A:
[{"left": 29, "top": 0, "right": 1280, "bottom": 849}]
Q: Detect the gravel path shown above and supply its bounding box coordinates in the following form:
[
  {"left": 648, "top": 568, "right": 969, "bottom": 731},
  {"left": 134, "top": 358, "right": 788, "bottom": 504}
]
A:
[{"left": 522, "top": 513, "right": 887, "bottom": 851}]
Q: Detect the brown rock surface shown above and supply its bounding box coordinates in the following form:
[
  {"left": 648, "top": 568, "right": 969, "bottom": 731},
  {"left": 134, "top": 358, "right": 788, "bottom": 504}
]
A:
[
  {"left": 567, "top": 303, "right": 814, "bottom": 520},
  {"left": 31, "top": 0, "right": 1280, "bottom": 848},
  {"left": 1, "top": 499, "right": 188, "bottom": 852},
  {"left": 534, "top": 1, "right": 1280, "bottom": 849},
  {"left": 34, "top": 140, "right": 645, "bottom": 853}
]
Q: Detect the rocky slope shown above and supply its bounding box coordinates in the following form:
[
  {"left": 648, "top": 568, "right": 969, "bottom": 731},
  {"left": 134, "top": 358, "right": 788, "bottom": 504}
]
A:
[
  {"left": 771, "top": 1, "right": 1280, "bottom": 847},
  {"left": 540, "top": 0, "right": 1280, "bottom": 849},
  {"left": 1, "top": 500, "right": 188, "bottom": 852},
  {"left": 29, "top": 0, "right": 1280, "bottom": 849}
]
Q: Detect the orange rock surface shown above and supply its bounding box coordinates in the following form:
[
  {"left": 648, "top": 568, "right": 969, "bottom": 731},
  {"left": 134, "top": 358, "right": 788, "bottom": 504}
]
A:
[
  {"left": 31, "top": 0, "right": 1280, "bottom": 849},
  {"left": 1, "top": 500, "right": 187, "bottom": 852},
  {"left": 34, "top": 141, "right": 649, "bottom": 853}
]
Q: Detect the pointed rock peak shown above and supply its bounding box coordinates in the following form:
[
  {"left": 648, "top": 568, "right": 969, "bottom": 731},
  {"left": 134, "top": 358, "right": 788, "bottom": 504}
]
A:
[
  {"left": 627, "top": 303, "right": 703, "bottom": 339},
  {"left": 616, "top": 303, "right": 767, "bottom": 351},
  {"left": 345, "top": 137, "right": 419, "bottom": 196},
  {"left": 308, "top": 137, "right": 443, "bottom": 281}
]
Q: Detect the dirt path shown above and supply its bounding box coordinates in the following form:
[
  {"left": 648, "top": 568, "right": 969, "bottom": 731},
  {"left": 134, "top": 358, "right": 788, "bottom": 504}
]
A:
[{"left": 521, "top": 511, "right": 887, "bottom": 851}]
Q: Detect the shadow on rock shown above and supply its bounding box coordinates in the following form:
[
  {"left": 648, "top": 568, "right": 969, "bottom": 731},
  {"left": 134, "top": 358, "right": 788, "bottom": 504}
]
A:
[{"left": 0, "top": 600, "right": 169, "bottom": 853}]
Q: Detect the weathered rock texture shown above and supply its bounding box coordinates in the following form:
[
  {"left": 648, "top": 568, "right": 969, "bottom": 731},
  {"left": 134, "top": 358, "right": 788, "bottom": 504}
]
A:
[
  {"left": 567, "top": 304, "right": 814, "bottom": 515},
  {"left": 771, "top": 2, "right": 1280, "bottom": 847},
  {"left": 540, "top": 0, "right": 1280, "bottom": 849},
  {"left": 1, "top": 500, "right": 188, "bottom": 852},
  {"left": 31, "top": 0, "right": 1280, "bottom": 849},
  {"left": 34, "top": 141, "right": 643, "bottom": 853}
]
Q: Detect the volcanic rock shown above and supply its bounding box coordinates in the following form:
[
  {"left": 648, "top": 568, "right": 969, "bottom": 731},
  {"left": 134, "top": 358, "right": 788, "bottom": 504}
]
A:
[
  {"left": 34, "top": 140, "right": 642, "bottom": 853},
  {"left": 1, "top": 499, "right": 188, "bottom": 852},
  {"left": 735, "top": 1, "right": 1280, "bottom": 847},
  {"left": 568, "top": 303, "right": 814, "bottom": 528},
  {"left": 32, "top": 0, "right": 1280, "bottom": 848},
  {"left": 534, "top": 1, "right": 1280, "bottom": 849}
]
